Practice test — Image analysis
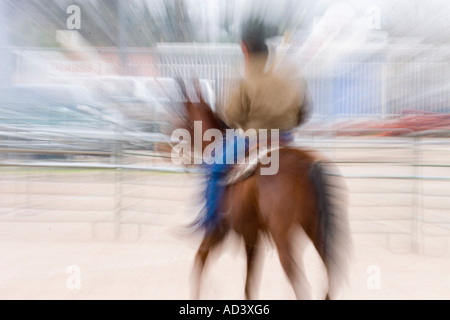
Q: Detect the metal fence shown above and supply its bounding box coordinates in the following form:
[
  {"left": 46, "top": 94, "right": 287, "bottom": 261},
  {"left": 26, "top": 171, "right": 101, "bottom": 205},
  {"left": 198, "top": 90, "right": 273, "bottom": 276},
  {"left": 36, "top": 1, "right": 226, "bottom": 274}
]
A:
[
  {"left": 0, "top": 129, "right": 449, "bottom": 255},
  {"left": 2, "top": 44, "right": 450, "bottom": 254},
  {"left": 154, "top": 44, "right": 450, "bottom": 119},
  {"left": 10, "top": 44, "right": 450, "bottom": 120}
]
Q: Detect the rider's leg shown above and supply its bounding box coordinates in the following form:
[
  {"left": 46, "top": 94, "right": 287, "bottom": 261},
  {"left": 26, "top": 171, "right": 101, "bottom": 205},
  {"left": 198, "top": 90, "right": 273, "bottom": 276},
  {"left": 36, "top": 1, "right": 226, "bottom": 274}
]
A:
[
  {"left": 203, "top": 162, "right": 227, "bottom": 229},
  {"left": 202, "top": 134, "right": 247, "bottom": 231},
  {"left": 202, "top": 136, "right": 229, "bottom": 230}
]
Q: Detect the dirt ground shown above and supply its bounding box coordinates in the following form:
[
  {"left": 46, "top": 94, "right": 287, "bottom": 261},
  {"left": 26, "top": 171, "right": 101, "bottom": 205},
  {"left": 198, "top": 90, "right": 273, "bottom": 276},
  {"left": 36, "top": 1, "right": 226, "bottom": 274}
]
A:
[
  {"left": 0, "top": 220, "right": 449, "bottom": 300},
  {"left": 1, "top": 138, "right": 449, "bottom": 300}
]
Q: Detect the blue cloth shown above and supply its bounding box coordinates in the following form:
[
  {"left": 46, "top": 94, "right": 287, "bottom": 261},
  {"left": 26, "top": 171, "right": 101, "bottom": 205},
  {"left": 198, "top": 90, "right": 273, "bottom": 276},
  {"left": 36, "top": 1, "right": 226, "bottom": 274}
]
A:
[
  {"left": 200, "top": 130, "right": 293, "bottom": 232},
  {"left": 201, "top": 133, "right": 247, "bottom": 232}
]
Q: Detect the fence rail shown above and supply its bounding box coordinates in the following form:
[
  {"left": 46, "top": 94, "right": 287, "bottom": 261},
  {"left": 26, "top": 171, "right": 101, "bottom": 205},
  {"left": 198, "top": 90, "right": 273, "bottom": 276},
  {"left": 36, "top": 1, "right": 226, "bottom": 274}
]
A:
[{"left": 0, "top": 129, "right": 449, "bottom": 255}]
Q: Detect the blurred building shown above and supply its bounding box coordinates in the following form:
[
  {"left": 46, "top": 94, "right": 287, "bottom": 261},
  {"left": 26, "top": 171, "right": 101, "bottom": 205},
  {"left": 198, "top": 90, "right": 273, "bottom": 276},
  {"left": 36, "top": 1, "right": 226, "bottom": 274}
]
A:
[{"left": 3, "top": 0, "right": 450, "bottom": 122}]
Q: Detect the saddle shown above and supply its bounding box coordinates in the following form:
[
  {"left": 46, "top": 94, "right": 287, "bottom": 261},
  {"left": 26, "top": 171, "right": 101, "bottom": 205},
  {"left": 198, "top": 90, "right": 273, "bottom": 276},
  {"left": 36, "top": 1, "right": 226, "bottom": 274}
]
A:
[{"left": 223, "top": 137, "right": 292, "bottom": 185}]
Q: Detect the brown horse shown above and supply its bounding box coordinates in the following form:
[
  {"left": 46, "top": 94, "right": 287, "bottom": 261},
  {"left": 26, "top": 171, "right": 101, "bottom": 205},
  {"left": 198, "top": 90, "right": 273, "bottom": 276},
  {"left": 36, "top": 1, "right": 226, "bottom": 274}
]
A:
[{"left": 174, "top": 79, "right": 352, "bottom": 300}]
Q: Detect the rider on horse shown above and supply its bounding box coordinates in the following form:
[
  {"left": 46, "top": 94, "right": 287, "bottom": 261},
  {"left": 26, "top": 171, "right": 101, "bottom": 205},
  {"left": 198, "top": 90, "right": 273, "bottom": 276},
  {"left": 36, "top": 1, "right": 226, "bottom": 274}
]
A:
[{"left": 200, "top": 19, "right": 313, "bottom": 233}]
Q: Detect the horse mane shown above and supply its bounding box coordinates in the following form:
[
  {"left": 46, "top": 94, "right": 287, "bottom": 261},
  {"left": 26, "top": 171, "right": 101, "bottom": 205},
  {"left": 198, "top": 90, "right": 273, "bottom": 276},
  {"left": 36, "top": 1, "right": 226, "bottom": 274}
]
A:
[{"left": 176, "top": 77, "right": 228, "bottom": 133}]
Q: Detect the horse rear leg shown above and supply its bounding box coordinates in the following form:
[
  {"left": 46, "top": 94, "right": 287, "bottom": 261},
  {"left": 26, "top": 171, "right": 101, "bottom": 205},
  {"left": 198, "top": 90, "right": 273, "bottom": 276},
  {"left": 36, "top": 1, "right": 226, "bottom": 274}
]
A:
[
  {"left": 244, "top": 231, "right": 262, "bottom": 300},
  {"left": 191, "top": 226, "right": 228, "bottom": 299},
  {"left": 272, "top": 231, "right": 311, "bottom": 300},
  {"left": 306, "top": 161, "right": 352, "bottom": 300}
]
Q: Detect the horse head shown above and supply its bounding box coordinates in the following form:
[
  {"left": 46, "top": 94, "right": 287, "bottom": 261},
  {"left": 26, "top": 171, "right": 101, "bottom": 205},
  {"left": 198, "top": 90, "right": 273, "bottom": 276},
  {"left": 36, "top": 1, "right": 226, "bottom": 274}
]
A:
[{"left": 175, "top": 78, "right": 227, "bottom": 155}]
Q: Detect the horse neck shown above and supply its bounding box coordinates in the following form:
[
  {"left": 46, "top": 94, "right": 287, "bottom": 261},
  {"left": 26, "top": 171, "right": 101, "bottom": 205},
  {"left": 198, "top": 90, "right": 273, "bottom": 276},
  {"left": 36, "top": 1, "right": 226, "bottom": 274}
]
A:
[
  {"left": 185, "top": 102, "right": 225, "bottom": 153},
  {"left": 186, "top": 102, "right": 224, "bottom": 132}
]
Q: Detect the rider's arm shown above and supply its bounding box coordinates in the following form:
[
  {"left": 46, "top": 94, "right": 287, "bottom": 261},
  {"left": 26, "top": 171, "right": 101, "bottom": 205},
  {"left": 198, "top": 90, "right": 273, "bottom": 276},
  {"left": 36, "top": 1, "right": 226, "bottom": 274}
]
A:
[{"left": 297, "top": 84, "right": 314, "bottom": 126}]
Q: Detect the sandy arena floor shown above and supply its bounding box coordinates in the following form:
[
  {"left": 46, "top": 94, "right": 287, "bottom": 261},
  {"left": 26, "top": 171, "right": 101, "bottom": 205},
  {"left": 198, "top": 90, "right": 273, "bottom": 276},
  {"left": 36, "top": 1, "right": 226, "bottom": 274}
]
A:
[{"left": 1, "top": 139, "right": 449, "bottom": 300}]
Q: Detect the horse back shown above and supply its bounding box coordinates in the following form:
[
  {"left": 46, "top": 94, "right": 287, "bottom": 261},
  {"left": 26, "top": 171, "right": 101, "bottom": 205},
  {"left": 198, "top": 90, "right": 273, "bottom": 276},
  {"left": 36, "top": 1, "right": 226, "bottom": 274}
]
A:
[{"left": 224, "top": 146, "right": 328, "bottom": 235}]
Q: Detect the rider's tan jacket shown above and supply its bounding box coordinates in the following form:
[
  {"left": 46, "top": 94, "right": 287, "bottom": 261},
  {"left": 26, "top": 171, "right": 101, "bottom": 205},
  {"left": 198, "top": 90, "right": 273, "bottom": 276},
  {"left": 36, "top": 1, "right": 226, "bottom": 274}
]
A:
[{"left": 222, "top": 54, "right": 312, "bottom": 132}]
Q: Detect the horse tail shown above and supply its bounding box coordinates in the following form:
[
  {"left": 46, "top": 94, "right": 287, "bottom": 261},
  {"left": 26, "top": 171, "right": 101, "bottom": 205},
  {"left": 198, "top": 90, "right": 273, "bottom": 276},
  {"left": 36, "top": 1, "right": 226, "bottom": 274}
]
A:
[{"left": 309, "top": 160, "right": 353, "bottom": 298}]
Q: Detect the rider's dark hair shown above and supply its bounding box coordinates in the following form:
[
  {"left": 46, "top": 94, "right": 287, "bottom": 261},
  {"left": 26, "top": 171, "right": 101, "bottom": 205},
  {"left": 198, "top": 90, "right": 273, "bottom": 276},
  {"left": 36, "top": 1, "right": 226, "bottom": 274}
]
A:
[{"left": 240, "top": 18, "right": 269, "bottom": 55}]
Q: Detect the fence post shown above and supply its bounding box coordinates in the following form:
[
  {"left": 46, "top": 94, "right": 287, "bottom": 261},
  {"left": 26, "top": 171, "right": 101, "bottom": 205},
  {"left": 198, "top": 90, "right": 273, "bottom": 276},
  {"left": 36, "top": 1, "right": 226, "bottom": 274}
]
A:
[
  {"left": 381, "top": 62, "right": 389, "bottom": 119},
  {"left": 412, "top": 133, "right": 423, "bottom": 253},
  {"left": 113, "top": 127, "right": 123, "bottom": 240}
]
